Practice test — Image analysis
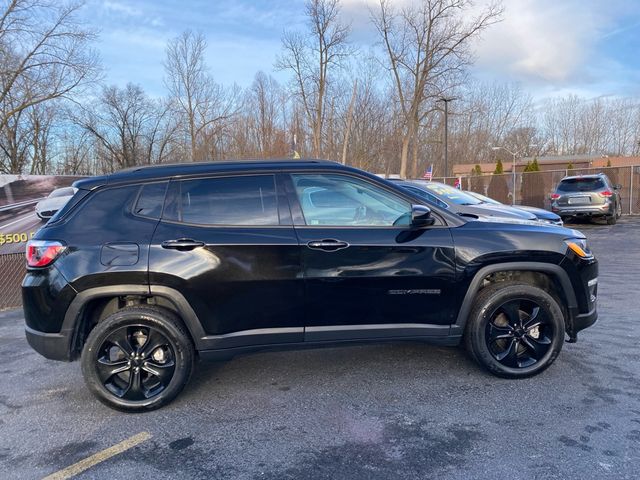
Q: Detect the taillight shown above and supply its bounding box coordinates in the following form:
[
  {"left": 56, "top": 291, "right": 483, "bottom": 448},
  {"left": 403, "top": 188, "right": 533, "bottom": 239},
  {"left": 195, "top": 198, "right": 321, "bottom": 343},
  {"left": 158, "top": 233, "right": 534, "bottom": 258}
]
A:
[
  {"left": 550, "top": 193, "right": 561, "bottom": 200},
  {"left": 599, "top": 190, "right": 613, "bottom": 197},
  {"left": 26, "top": 240, "right": 66, "bottom": 267}
]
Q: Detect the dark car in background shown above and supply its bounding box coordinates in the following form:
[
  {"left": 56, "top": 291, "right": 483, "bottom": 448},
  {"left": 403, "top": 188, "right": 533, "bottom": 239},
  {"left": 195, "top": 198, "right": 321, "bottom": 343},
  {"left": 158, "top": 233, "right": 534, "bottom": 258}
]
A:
[
  {"left": 23, "top": 160, "right": 598, "bottom": 411},
  {"left": 551, "top": 173, "right": 622, "bottom": 225},
  {"left": 465, "top": 191, "right": 563, "bottom": 226},
  {"left": 392, "top": 180, "right": 540, "bottom": 223}
]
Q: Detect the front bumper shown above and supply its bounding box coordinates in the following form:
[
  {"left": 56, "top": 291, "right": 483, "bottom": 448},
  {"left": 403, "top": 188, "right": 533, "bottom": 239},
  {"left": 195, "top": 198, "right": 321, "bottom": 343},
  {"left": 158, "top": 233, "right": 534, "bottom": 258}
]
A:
[{"left": 573, "top": 306, "right": 598, "bottom": 333}]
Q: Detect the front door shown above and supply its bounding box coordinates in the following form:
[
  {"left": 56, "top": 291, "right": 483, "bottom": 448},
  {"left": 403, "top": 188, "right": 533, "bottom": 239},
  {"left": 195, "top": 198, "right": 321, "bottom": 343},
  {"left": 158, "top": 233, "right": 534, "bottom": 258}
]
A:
[
  {"left": 284, "top": 172, "right": 457, "bottom": 342},
  {"left": 149, "top": 173, "right": 305, "bottom": 350}
]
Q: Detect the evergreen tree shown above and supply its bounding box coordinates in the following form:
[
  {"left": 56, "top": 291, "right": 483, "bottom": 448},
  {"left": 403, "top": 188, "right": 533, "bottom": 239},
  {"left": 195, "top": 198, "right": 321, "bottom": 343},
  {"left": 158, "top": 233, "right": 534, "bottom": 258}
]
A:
[
  {"left": 488, "top": 160, "right": 509, "bottom": 202},
  {"left": 470, "top": 164, "right": 484, "bottom": 192},
  {"left": 521, "top": 157, "right": 545, "bottom": 207}
]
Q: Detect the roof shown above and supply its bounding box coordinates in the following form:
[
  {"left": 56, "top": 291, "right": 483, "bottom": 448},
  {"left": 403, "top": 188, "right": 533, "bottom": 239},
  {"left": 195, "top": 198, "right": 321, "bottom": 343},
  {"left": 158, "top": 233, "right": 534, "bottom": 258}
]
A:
[{"left": 74, "top": 158, "right": 342, "bottom": 190}]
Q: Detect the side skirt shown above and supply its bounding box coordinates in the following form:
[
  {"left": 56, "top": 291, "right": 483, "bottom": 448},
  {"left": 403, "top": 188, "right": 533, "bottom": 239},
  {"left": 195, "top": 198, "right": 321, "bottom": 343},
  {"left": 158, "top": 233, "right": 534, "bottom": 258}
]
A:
[{"left": 198, "top": 334, "right": 462, "bottom": 362}]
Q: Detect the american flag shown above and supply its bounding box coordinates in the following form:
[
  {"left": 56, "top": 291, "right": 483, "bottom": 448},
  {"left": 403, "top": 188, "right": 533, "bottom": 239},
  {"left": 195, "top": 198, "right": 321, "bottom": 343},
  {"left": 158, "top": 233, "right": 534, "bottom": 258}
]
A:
[{"left": 422, "top": 164, "right": 433, "bottom": 180}]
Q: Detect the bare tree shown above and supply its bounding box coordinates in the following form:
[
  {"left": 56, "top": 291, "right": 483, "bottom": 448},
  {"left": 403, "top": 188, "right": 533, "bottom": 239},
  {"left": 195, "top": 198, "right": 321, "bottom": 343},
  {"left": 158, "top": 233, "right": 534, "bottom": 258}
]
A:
[
  {"left": 75, "top": 83, "right": 177, "bottom": 172},
  {"left": 164, "top": 30, "right": 236, "bottom": 162},
  {"left": 277, "top": 0, "right": 350, "bottom": 157},
  {"left": 372, "top": 0, "right": 502, "bottom": 178},
  {"left": 29, "top": 103, "right": 57, "bottom": 174},
  {"left": 0, "top": 0, "right": 98, "bottom": 133}
]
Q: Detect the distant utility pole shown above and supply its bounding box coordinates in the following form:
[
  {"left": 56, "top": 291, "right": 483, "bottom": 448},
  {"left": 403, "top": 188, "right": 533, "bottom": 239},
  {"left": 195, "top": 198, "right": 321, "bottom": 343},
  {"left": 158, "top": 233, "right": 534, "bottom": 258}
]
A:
[{"left": 437, "top": 97, "right": 456, "bottom": 178}]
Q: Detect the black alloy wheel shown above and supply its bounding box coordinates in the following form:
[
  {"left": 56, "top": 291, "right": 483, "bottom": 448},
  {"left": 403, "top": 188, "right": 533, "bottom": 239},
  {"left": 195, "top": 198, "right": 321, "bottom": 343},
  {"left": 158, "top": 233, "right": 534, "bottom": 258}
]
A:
[
  {"left": 82, "top": 305, "right": 194, "bottom": 411},
  {"left": 96, "top": 325, "right": 176, "bottom": 401},
  {"left": 484, "top": 298, "right": 552, "bottom": 369},
  {"left": 465, "top": 282, "right": 565, "bottom": 378}
]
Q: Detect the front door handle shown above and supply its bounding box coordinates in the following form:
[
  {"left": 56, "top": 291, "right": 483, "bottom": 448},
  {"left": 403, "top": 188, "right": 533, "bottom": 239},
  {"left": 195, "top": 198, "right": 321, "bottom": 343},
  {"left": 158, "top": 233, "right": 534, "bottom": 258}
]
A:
[
  {"left": 161, "top": 238, "right": 205, "bottom": 251},
  {"left": 307, "top": 239, "right": 349, "bottom": 252}
]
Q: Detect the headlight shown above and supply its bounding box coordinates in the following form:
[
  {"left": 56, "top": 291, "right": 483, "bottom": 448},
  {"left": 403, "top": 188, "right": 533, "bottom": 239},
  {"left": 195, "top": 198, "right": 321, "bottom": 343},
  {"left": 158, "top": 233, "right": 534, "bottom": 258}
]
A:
[{"left": 564, "top": 238, "right": 593, "bottom": 258}]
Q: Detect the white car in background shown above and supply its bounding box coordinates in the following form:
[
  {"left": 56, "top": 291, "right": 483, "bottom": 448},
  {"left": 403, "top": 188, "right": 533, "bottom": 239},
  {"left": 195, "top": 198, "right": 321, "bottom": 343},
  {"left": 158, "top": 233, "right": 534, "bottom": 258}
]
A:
[{"left": 35, "top": 187, "right": 77, "bottom": 220}]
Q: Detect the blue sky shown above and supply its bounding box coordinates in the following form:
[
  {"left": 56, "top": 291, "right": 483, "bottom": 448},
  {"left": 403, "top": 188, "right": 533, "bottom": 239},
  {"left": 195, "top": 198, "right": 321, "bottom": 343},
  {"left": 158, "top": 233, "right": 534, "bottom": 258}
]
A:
[{"left": 80, "top": 0, "right": 640, "bottom": 100}]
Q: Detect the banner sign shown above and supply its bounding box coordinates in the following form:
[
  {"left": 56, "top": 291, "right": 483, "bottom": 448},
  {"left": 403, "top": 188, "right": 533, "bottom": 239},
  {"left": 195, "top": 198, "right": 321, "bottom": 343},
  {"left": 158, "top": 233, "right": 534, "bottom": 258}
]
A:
[{"left": 0, "top": 175, "right": 84, "bottom": 255}]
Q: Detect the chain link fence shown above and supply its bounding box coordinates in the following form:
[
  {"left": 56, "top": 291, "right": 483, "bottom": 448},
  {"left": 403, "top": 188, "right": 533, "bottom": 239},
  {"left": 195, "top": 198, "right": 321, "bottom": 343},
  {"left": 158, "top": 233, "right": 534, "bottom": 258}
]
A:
[
  {"left": 434, "top": 165, "right": 640, "bottom": 214},
  {"left": 0, "top": 253, "right": 24, "bottom": 310}
]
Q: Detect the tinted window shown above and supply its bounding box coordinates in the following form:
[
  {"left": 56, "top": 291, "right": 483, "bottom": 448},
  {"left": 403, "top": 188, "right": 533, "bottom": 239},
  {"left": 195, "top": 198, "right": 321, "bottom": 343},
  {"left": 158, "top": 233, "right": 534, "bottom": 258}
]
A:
[
  {"left": 558, "top": 178, "right": 606, "bottom": 192},
  {"left": 166, "top": 175, "right": 279, "bottom": 226},
  {"left": 291, "top": 174, "right": 410, "bottom": 226},
  {"left": 134, "top": 182, "right": 168, "bottom": 219}
]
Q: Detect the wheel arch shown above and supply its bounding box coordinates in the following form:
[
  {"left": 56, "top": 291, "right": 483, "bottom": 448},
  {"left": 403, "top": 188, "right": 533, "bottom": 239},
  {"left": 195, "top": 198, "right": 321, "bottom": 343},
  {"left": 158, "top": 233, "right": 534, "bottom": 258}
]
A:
[
  {"left": 65, "top": 285, "right": 206, "bottom": 360},
  {"left": 452, "top": 262, "right": 578, "bottom": 336}
]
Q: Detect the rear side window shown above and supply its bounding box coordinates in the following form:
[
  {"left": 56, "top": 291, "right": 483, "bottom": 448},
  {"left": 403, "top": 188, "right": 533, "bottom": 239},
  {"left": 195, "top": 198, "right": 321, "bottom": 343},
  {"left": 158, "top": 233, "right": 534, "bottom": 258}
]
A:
[
  {"left": 164, "top": 175, "right": 279, "bottom": 226},
  {"left": 134, "top": 182, "right": 168, "bottom": 219},
  {"left": 558, "top": 178, "right": 605, "bottom": 192}
]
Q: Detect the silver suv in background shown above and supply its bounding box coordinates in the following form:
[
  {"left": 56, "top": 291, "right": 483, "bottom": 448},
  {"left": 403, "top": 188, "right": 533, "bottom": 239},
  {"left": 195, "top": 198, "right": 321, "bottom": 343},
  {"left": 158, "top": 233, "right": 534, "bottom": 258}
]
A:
[{"left": 551, "top": 174, "right": 622, "bottom": 225}]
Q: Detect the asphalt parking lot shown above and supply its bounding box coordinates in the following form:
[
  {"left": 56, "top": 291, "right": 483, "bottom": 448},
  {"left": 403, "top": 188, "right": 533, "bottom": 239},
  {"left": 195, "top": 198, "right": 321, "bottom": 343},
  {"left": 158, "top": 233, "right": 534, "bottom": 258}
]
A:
[{"left": 1, "top": 217, "right": 640, "bottom": 480}]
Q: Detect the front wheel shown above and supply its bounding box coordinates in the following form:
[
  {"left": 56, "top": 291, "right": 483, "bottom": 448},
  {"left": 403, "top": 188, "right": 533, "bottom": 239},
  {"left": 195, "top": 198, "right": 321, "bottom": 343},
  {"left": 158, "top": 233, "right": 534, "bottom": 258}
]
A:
[
  {"left": 81, "top": 305, "right": 194, "bottom": 412},
  {"left": 464, "top": 282, "right": 565, "bottom": 378}
]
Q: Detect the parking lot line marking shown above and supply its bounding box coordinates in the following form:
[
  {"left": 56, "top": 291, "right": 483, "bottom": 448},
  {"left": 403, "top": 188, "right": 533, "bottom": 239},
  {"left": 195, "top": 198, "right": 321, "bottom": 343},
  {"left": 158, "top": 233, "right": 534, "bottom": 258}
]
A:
[{"left": 42, "top": 431, "right": 152, "bottom": 480}]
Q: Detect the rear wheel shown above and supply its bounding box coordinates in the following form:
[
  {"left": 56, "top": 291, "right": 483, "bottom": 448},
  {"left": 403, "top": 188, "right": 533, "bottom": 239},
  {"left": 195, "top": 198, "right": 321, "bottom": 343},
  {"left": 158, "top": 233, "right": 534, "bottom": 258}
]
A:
[
  {"left": 81, "top": 305, "right": 194, "bottom": 412},
  {"left": 464, "top": 282, "right": 565, "bottom": 378}
]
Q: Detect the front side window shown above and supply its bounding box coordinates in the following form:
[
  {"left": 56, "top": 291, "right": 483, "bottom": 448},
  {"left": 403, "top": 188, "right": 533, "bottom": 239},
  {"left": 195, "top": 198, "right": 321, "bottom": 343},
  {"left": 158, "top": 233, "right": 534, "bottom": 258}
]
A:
[
  {"left": 165, "top": 175, "right": 279, "bottom": 226},
  {"left": 291, "top": 173, "right": 411, "bottom": 227}
]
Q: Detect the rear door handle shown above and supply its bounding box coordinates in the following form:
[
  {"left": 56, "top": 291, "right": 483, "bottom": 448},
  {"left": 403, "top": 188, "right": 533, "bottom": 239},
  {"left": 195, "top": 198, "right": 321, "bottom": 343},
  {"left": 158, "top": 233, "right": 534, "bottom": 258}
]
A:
[
  {"left": 306, "top": 239, "right": 349, "bottom": 252},
  {"left": 161, "top": 238, "right": 205, "bottom": 251}
]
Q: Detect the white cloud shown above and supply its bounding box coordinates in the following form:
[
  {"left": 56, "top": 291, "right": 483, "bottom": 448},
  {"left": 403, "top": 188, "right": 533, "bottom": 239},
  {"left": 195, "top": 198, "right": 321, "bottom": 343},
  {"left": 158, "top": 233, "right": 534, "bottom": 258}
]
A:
[
  {"left": 473, "top": 0, "right": 616, "bottom": 83},
  {"left": 103, "top": 0, "right": 142, "bottom": 17}
]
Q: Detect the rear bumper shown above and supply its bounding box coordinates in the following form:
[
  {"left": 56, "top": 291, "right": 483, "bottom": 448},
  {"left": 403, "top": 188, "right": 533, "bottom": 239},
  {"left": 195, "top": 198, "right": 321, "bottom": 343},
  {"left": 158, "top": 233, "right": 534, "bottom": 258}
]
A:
[
  {"left": 552, "top": 203, "right": 613, "bottom": 217},
  {"left": 25, "top": 325, "right": 74, "bottom": 361}
]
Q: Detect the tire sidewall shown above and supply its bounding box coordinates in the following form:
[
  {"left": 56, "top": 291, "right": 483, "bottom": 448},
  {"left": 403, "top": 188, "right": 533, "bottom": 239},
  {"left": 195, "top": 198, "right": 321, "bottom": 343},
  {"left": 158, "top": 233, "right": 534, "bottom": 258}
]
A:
[
  {"left": 81, "top": 307, "right": 194, "bottom": 412},
  {"left": 468, "top": 284, "right": 565, "bottom": 378}
]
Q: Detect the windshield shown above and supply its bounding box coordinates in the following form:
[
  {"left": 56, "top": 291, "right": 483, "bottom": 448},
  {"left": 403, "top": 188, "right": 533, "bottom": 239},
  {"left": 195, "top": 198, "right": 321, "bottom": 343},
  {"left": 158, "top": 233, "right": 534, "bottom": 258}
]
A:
[
  {"left": 558, "top": 178, "right": 605, "bottom": 192},
  {"left": 466, "top": 191, "right": 501, "bottom": 205},
  {"left": 413, "top": 182, "right": 483, "bottom": 205}
]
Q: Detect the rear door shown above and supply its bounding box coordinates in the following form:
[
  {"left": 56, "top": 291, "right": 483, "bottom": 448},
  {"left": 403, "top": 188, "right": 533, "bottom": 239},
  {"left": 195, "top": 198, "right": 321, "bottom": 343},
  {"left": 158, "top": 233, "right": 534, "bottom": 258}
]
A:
[
  {"left": 284, "top": 172, "right": 457, "bottom": 342},
  {"left": 149, "top": 173, "right": 304, "bottom": 350},
  {"left": 556, "top": 177, "right": 607, "bottom": 207}
]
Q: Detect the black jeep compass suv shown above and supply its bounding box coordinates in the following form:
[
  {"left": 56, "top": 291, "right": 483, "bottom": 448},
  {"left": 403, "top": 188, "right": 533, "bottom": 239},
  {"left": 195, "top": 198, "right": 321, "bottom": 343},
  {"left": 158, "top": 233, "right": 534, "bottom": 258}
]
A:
[{"left": 23, "top": 160, "right": 598, "bottom": 411}]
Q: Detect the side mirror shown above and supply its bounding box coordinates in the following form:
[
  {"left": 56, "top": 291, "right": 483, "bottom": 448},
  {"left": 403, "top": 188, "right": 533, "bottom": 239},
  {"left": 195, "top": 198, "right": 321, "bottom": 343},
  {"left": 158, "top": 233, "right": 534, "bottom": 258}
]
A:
[
  {"left": 614, "top": 184, "right": 622, "bottom": 190},
  {"left": 411, "top": 204, "right": 435, "bottom": 227}
]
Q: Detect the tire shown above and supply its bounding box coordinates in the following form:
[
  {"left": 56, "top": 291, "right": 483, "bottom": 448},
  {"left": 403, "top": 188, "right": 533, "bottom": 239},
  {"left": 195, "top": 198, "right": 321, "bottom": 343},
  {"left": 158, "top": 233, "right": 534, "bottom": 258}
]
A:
[
  {"left": 606, "top": 212, "right": 617, "bottom": 225},
  {"left": 81, "top": 305, "right": 194, "bottom": 412},
  {"left": 464, "top": 282, "right": 565, "bottom": 378},
  {"left": 616, "top": 200, "right": 622, "bottom": 219}
]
